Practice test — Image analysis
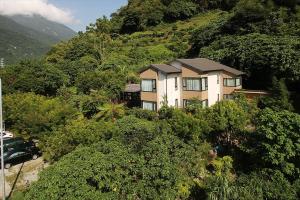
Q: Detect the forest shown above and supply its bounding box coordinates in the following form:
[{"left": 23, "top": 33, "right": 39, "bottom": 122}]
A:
[{"left": 1, "top": 0, "right": 300, "bottom": 199}]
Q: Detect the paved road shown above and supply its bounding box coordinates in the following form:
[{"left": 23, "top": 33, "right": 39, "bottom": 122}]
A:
[{"left": 0, "top": 157, "right": 48, "bottom": 199}]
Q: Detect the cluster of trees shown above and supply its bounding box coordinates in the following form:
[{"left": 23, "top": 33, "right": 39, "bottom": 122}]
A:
[
  {"left": 86, "top": 0, "right": 300, "bottom": 34},
  {"left": 189, "top": 0, "right": 300, "bottom": 110},
  {"left": 87, "top": 0, "right": 240, "bottom": 34},
  {"left": 15, "top": 95, "right": 299, "bottom": 199}
]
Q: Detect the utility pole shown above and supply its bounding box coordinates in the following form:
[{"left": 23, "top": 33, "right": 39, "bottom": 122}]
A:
[{"left": 0, "top": 78, "right": 5, "bottom": 200}]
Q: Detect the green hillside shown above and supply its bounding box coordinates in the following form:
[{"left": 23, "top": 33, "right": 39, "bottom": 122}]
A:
[
  {"left": 10, "top": 15, "right": 76, "bottom": 41},
  {"left": 0, "top": 15, "right": 76, "bottom": 64},
  {"left": 45, "top": 0, "right": 300, "bottom": 92},
  {"left": 46, "top": 10, "right": 224, "bottom": 69}
]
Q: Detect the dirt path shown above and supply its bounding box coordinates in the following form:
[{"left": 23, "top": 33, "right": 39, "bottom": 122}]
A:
[{"left": 0, "top": 157, "right": 48, "bottom": 199}]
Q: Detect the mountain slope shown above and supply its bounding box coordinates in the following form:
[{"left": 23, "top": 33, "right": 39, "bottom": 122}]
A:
[
  {"left": 10, "top": 15, "right": 76, "bottom": 41},
  {"left": 0, "top": 15, "right": 76, "bottom": 64}
]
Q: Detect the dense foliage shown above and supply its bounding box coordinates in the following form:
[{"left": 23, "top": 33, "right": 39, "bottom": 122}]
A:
[{"left": 3, "top": 93, "right": 78, "bottom": 138}]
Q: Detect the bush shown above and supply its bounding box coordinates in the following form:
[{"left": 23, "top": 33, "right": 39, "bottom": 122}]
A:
[
  {"left": 25, "top": 134, "right": 210, "bottom": 200},
  {"left": 4, "top": 93, "right": 78, "bottom": 138},
  {"left": 115, "top": 116, "right": 157, "bottom": 151},
  {"left": 255, "top": 108, "right": 300, "bottom": 177},
  {"left": 41, "top": 118, "right": 115, "bottom": 161},
  {"left": 126, "top": 107, "right": 158, "bottom": 121},
  {"left": 159, "top": 107, "right": 207, "bottom": 142}
]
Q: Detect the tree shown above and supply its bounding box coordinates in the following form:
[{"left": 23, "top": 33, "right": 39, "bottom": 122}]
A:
[
  {"left": 121, "top": 12, "right": 142, "bottom": 34},
  {"left": 94, "top": 103, "right": 125, "bottom": 122},
  {"left": 0, "top": 59, "right": 69, "bottom": 96},
  {"left": 25, "top": 133, "right": 211, "bottom": 200},
  {"left": 205, "top": 100, "right": 248, "bottom": 146},
  {"left": 259, "top": 77, "right": 294, "bottom": 111},
  {"left": 232, "top": 170, "right": 297, "bottom": 200},
  {"left": 159, "top": 107, "right": 208, "bottom": 142},
  {"left": 164, "top": 0, "right": 198, "bottom": 21},
  {"left": 200, "top": 33, "right": 300, "bottom": 89},
  {"left": 75, "top": 70, "right": 126, "bottom": 99},
  {"left": 255, "top": 108, "right": 300, "bottom": 177},
  {"left": 189, "top": 16, "right": 229, "bottom": 56},
  {"left": 41, "top": 118, "right": 115, "bottom": 161},
  {"left": 204, "top": 169, "right": 297, "bottom": 200},
  {"left": 115, "top": 115, "right": 156, "bottom": 151},
  {"left": 3, "top": 93, "right": 78, "bottom": 138}
]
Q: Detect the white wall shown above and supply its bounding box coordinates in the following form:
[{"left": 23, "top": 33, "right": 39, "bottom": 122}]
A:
[
  {"left": 157, "top": 72, "right": 181, "bottom": 109},
  {"left": 166, "top": 74, "right": 181, "bottom": 107},
  {"left": 157, "top": 72, "right": 166, "bottom": 109},
  {"left": 207, "top": 72, "right": 221, "bottom": 106}
]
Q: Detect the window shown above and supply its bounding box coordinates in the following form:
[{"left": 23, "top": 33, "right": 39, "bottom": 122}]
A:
[
  {"left": 183, "top": 99, "right": 208, "bottom": 108},
  {"left": 142, "top": 101, "right": 157, "bottom": 111},
  {"left": 141, "top": 79, "right": 156, "bottom": 92},
  {"left": 202, "top": 99, "right": 208, "bottom": 108},
  {"left": 217, "top": 74, "right": 220, "bottom": 84},
  {"left": 201, "top": 77, "right": 208, "bottom": 91},
  {"left": 175, "top": 99, "right": 178, "bottom": 108},
  {"left": 183, "top": 77, "right": 208, "bottom": 91},
  {"left": 175, "top": 77, "right": 178, "bottom": 90},
  {"left": 223, "top": 77, "right": 241, "bottom": 87},
  {"left": 236, "top": 77, "right": 241, "bottom": 86},
  {"left": 183, "top": 99, "right": 190, "bottom": 108},
  {"left": 224, "top": 94, "right": 234, "bottom": 100}
]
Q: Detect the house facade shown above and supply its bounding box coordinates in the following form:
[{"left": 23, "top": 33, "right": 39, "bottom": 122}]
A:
[{"left": 140, "top": 58, "right": 244, "bottom": 111}]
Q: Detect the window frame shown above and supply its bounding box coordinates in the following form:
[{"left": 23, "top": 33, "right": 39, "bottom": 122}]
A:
[
  {"left": 223, "top": 94, "right": 234, "bottom": 100},
  {"left": 223, "top": 77, "right": 242, "bottom": 87},
  {"left": 183, "top": 99, "right": 208, "bottom": 108},
  {"left": 201, "top": 99, "right": 208, "bottom": 108},
  {"left": 182, "top": 77, "right": 208, "bottom": 91},
  {"left": 141, "top": 79, "right": 157, "bottom": 92},
  {"left": 182, "top": 99, "right": 190, "bottom": 108},
  {"left": 142, "top": 101, "right": 157, "bottom": 111}
]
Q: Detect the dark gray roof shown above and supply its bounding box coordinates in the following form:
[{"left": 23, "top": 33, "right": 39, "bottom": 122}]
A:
[
  {"left": 125, "top": 84, "right": 140, "bottom": 93},
  {"left": 176, "top": 58, "right": 244, "bottom": 75},
  {"left": 150, "top": 64, "right": 181, "bottom": 74}
]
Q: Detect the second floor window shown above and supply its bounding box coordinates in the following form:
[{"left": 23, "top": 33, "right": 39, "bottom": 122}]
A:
[
  {"left": 223, "top": 77, "right": 241, "bottom": 87},
  {"left": 175, "top": 77, "right": 178, "bottom": 90},
  {"left": 141, "top": 79, "right": 156, "bottom": 92},
  {"left": 183, "top": 78, "right": 208, "bottom": 91}
]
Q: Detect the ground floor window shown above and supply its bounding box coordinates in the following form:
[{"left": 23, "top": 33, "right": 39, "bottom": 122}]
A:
[
  {"left": 182, "top": 99, "right": 190, "bottom": 108},
  {"left": 142, "top": 101, "right": 157, "bottom": 111},
  {"left": 202, "top": 99, "right": 208, "bottom": 108},
  {"left": 224, "top": 94, "right": 234, "bottom": 100},
  {"left": 183, "top": 99, "right": 208, "bottom": 108},
  {"left": 175, "top": 99, "right": 178, "bottom": 108}
]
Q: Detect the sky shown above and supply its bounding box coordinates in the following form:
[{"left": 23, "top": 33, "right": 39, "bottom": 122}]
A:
[{"left": 0, "top": 0, "right": 128, "bottom": 32}]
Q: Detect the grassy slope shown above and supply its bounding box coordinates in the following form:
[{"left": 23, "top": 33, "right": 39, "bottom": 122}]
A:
[{"left": 102, "top": 10, "right": 225, "bottom": 71}]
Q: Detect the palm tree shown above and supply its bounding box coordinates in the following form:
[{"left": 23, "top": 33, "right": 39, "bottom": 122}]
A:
[{"left": 94, "top": 102, "right": 125, "bottom": 122}]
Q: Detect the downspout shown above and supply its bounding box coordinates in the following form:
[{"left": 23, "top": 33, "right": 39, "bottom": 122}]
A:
[{"left": 166, "top": 73, "right": 168, "bottom": 106}]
